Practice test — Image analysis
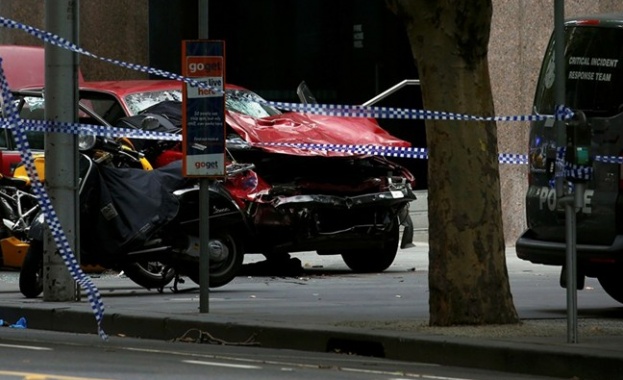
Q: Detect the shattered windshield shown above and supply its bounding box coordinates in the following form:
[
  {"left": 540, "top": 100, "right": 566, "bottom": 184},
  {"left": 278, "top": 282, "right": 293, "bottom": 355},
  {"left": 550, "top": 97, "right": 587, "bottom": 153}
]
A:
[
  {"left": 124, "top": 88, "right": 281, "bottom": 118},
  {"left": 225, "top": 89, "right": 281, "bottom": 118},
  {"left": 19, "top": 96, "right": 45, "bottom": 116},
  {"left": 124, "top": 90, "right": 183, "bottom": 115}
]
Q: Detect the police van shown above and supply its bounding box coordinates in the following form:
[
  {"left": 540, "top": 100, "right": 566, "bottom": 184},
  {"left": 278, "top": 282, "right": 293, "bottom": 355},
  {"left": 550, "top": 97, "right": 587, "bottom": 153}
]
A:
[{"left": 515, "top": 13, "right": 623, "bottom": 303}]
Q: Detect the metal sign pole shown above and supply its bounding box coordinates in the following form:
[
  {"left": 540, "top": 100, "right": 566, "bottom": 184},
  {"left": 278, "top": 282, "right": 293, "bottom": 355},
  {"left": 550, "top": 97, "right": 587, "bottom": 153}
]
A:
[
  {"left": 187, "top": 1, "right": 225, "bottom": 314},
  {"left": 553, "top": 0, "right": 578, "bottom": 343},
  {"left": 198, "top": 0, "right": 210, "bottom": 314}
]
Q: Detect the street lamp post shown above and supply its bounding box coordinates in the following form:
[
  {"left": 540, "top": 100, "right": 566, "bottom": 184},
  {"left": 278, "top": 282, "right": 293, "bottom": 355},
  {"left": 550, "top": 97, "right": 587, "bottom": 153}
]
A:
[{"left": 43, "top": 0, "right": 80, "bottom": 302}]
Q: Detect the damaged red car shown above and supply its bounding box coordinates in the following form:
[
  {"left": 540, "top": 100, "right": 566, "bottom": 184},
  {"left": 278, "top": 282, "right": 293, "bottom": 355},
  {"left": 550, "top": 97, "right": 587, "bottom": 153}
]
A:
[{"left": 116, "top": 82, "right": 417, "bottom": 273}]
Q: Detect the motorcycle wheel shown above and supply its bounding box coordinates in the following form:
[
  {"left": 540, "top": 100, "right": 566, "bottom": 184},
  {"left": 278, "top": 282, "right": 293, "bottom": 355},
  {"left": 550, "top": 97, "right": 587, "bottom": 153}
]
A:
[
  {"left": 122, "top": 261, "right": 175, "bottom": 290},
  {"left": 19, "top": 240, "right": 43, "bottom": 298},
  {"left": 320, "top": 219, "right": 400, "bottom": 273},
  {"left": 188, "top": 230, "right": 244, "bottom": 288}
]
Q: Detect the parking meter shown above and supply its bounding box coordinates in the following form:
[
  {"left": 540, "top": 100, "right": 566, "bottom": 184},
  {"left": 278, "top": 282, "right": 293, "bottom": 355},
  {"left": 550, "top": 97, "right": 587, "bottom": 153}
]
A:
[
  {"left": 545, "top": 146, "right": 558, "bottom": 180},
  {"left": 565, "top": 110, "right": 592, "bottom": 183}
]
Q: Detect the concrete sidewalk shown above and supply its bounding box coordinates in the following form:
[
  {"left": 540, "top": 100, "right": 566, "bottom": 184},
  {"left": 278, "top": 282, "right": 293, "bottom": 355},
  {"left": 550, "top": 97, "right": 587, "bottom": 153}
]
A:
[{"left": 0, "top": 244, "right": 622, "bottom": 379}]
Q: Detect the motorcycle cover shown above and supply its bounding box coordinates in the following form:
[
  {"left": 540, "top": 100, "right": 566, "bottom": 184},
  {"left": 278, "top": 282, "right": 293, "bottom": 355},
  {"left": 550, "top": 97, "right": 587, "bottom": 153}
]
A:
[
  {"left": 138, "top": 100, "right": 183, "bottom": 128},
  {"left": 116, "top": 102, "right": 182, "bottom": 153},
  {"left": 79, "top": 159, "right": 188, "bottom": 258}
]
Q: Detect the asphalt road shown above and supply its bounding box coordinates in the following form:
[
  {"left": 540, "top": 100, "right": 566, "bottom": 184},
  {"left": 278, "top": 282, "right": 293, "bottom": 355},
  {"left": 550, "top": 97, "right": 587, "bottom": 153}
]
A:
[{"left": 0, "top": 328, "right": 565, "bottom": 380}]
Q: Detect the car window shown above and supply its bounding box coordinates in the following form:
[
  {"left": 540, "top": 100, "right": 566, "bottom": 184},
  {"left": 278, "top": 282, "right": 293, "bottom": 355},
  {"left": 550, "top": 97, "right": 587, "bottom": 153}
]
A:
[
  {"left": 11, "top": 93, "right": 105, "bottom": 150},
  {"left": 17, "top": 96, "right": 46, "bottom": 150},
  {"left": 78, "top": 91, "right": 126, "bottom": 124},
  {"left": 225, "top": 89, "right": 281, "bottom": 118},
  {"left": 535, "top": 26, "right": 623, "bottom": 116}
]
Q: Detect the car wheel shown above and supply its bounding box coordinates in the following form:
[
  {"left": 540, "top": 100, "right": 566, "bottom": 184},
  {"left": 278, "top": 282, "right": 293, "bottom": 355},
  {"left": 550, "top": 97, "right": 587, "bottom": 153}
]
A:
[
  {"left": 340, "top": 219, "right": 400, "bottom": 273},
  {"left": 188, "top": 230, "right": 244, "bottom": 288},
  {"left": 598, "top": 273, "right": 623, "bottom": 304},
  {"left": 19, "top": 240, "right": 43, "bottom": 298},
  {"left": 122, "top": 261, "right": 175, "bottom": 290}
]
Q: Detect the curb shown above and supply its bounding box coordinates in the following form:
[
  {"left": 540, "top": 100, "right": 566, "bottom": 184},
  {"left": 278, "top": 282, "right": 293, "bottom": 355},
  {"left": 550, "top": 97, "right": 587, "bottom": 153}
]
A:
[{"left": 1, "top": 304, "right": 622, "bottom": 379}]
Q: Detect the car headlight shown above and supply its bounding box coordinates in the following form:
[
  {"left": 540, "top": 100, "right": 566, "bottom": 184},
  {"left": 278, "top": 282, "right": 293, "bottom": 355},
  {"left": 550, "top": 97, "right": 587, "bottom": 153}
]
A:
[{"left": 78, "top": 134, "right": 97, "bottom": 151}]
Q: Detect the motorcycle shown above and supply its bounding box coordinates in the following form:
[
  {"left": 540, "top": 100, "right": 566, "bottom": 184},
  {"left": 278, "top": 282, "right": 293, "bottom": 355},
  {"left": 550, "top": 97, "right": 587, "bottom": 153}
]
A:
[
  {"left": 0, "top": 138, "right": 153, "bottom": 272},
  {"left": 18, "top": 134, "right": 248, "bottom": 298},
  {"left": 0, "top": 167, "right": 39, "bottom": 268}
]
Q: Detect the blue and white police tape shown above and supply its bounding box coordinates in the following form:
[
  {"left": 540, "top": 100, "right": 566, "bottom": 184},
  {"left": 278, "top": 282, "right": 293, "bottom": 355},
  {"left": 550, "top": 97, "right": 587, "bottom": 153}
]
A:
[
  {"left": 0, "top": 16, "right": 575, "bottom": 123},
  {"left": 0, "top": 117, "right": 182, "bottom": 142},
  {"left": 595, "top": 155, "right": 623, "bottom": 164},
  {"left": 0, "top": 59, "right": 108, "bottom": 341},
  {"left": 255, "top": 142, "right": 530, "bottom": 164},
  {"left": 254, "top": 142, "right": 428, "bottom": 159},
  {"left": 261, "top": 101, "right": 575, "bottom": 122},
  {"left": 565, "top": 162, "right": 593, "bottom": 181},
  {"left": 259, "top": 142, "right": 623, "bottom": 167},
  {"left": 4, "top": 114, "right": 623, "bottom": 167},
  {"left": 0, "top": 17, "right": 205, "bottom": 91},
  {"left": 0, "top": 113, "right": 533, "bottom": 163}
]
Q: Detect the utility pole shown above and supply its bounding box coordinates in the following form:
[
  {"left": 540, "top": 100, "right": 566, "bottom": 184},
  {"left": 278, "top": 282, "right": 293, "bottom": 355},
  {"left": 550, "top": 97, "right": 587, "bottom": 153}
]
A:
[{"left": 44, "top": 0, "right": 80, "bottom": 301}]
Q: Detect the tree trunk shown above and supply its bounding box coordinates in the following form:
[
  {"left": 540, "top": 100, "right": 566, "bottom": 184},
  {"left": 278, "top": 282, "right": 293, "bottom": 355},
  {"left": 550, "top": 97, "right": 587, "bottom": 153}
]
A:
[{"left": 387, "top": 0, "right": 518, "bottom": 325}]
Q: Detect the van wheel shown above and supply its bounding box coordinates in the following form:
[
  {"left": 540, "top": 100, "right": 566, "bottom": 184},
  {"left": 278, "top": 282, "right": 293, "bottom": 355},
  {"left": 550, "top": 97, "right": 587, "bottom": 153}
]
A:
[{"left": 598, "top": 273, "right": 623, "bottom": 304}]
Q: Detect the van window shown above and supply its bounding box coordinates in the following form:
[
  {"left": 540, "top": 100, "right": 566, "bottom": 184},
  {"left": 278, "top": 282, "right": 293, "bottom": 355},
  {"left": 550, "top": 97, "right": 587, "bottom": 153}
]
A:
[{"left": 535, "top": 27, "right": 623, "bottom": 116}]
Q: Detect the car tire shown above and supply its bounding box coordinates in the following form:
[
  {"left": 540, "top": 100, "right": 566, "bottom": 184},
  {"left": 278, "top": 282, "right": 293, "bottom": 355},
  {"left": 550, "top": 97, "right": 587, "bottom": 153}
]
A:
[
  {"left": 188, "top": 230, "right": 244, "bottom": 288},
  {"left": 598, "top": 273, "right": 623, "bottom": 304},
  {"left": 338, "top": 219, "right": 400, "bottom": 273},
  {"left": 19, "top": 240, "right": 43, "bottom": 298}
]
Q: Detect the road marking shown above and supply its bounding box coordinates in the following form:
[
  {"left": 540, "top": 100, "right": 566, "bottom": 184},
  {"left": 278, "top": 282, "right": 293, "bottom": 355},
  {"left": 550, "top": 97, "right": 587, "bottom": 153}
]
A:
[
  {"left": 388, "top": 376, "right": 475, "bottom": 380},
  {"left": 344, "top": 367, "right": 475, "bottom": 380},
  {"left": 183, "top": 360, "right": 261, "bottom": 369},
  {"left": 0, "top": 370, "right": 112, "bottom": 380},
  {"left": 0, "top": 343, "right": 52, "bottom": 351},
  {"left": 128, "top": 347, "right": 454, "bottom": 378}
]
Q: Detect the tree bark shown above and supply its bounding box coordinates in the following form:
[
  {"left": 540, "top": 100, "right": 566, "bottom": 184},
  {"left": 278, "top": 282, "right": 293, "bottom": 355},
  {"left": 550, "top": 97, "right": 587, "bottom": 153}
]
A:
[{"left": 387, "top": 0, "right": 518, "bottom": 325}]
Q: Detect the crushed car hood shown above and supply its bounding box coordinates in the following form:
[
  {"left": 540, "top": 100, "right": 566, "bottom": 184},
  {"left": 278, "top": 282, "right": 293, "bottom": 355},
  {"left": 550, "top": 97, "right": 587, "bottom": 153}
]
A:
[{"left": 226, "top": 111, "right": 411, "bottom": 157}]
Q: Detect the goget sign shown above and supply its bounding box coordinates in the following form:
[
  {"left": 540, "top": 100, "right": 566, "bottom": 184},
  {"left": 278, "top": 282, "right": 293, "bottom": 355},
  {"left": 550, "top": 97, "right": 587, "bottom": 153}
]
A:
[{"left": 181, "top": 40, "right": 226, "bottom": 177}]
